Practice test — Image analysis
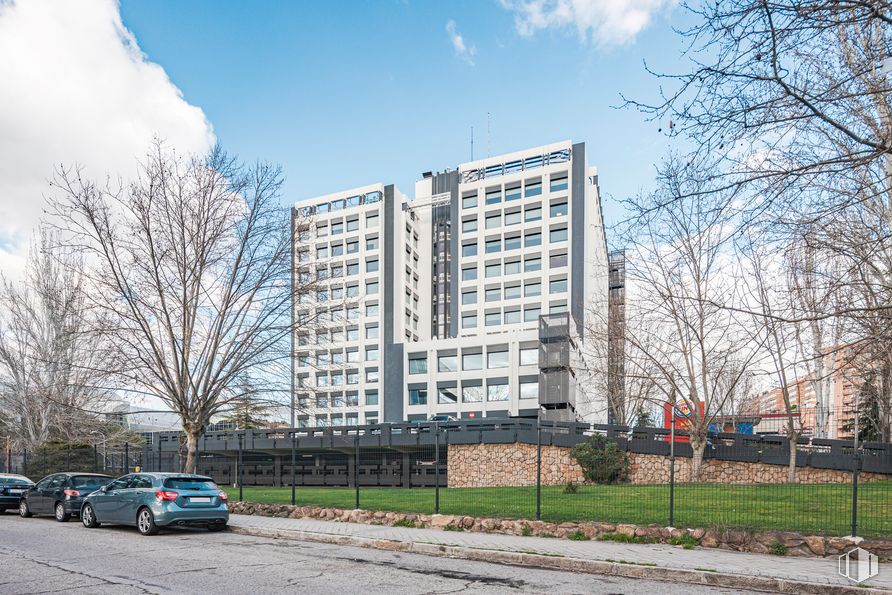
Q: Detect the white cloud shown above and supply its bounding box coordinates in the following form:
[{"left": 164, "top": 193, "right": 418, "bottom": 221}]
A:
[
  {"left": 0, "top": 0, "right": 215, "bottom": 277},
  {"left": 446, "top": 19, "right": 476, "bottom": 65},
  {"left": 499, "top": 0, "right": 673, "bottom": 47}
]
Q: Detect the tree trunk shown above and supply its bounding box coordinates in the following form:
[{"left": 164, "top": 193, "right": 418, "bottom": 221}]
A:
[
  {"left": 786, "top": 429, "right": 799, "bottom": 484},
  {"left": 183, "top": 430, "right": 199, "bottom": 474},
  {"left": 689, "top": 433, "right": 706, "bottom": 482}
]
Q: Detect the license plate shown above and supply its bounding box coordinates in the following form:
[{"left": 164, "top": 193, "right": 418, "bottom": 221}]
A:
[
  {"left": 190, "top": 497, "right": 211, "bottom": 503},
  {"left": 8, "top": 489, "right": 22, "bottom": 494}
]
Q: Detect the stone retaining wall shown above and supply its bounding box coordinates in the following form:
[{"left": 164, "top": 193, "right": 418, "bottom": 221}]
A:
[
  {"left": 447, "top": 443, "right": 891, "bottom": 487},
  {"left": 229, "top": 501, "right": 892, "bottom": 561}
]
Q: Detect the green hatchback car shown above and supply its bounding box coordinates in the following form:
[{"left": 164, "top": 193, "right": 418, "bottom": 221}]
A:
[{"left": 80, "top": 472, "right": 229, "bottom": 536}]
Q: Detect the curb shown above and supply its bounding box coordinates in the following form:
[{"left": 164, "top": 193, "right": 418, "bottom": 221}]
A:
[{"left": 228, "top": 524, "right": 890, "bottom": 595}]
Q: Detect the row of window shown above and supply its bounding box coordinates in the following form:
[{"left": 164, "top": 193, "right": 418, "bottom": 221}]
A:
[
  {"left": 299, "top": 367, "right": 380, "bottom": 387},
  {"left": 298, "top": 390, "right": 379, "bottom": 409},
  {"left": 409, "top": 348, "right": 538, "bottom": 374},
  {"left": 299, "top": 236, "right": 379, "bottom": 262},
  {"left": 315, "top": 212, "right": 379, "bottom": 237},
  {"left": 462, "top": 278, "right": 567, "bottom": 304},
  {"left": 461, "top": 303, "right": 566, "bottom": 328},
  {"left": 461, "top": 250, "right": 567, "bottom": 280},
  {"left": 460, "top": 149, "right": 570, "bottom": 183},
  {"left": 460, "top": 174, "right": 568, "bottom": 210},
  {"left": 297, "top": 191, "right": 382, "bottom": 218},
  {"left": 296, "top": 303, "right": 377, "bottom": 329},
  {"left": 461, "top": 201, "right": 568, "bottom": 234},
  {"left": 408, "top": 381, "right": 538, "bottom": 405}
]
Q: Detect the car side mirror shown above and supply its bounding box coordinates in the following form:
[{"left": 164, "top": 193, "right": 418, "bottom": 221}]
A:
[{"left": 99, "top": 485, "right": 108, "bottom": 493}]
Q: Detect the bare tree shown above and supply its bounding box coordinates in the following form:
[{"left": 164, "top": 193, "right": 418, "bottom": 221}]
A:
[
  {"left": 621, "top": 158, "right": 765, "bottom": 480},
  {"left": 0, "top": 229, "right": 114, "bottom": 450},
  {"left": 49, "top": 142, "right": 316, "bottom": 473}
]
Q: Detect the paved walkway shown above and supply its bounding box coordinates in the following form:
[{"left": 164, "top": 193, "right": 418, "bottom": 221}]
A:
[{"left": 229, "top": 514, "right": 891, "bottom": 592}]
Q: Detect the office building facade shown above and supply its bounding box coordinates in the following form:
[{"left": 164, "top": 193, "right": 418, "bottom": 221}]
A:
[{"left": 292, "top": 141, "right": 608, "bottom": 427}]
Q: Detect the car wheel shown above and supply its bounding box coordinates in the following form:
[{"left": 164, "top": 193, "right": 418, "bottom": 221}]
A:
[
  {"left": 81, "top": 504, "right": 100, "bottom": 528},
  {"left": 207, "top": 522, "right": 227, "bottom": 532},
  {"left": 54, "top": 502, "right": 71, "bottom": 522},
  {"left": 136, "top": 507, "right": 158, "bottom": 536},
  {"left": 19, "top": 499, "right": 32, "bottom": 518}
]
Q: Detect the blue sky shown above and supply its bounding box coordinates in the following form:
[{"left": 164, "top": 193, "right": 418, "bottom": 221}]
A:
[{"left": 118, "top": 1, "right": 685, "bottom": 235}]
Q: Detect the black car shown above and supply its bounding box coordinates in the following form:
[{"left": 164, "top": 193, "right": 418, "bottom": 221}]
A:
[
  {"left": 0, "top": 474, "right": 34, "bottom": 512},
  {"left": 20, "top": 473, "right": 113, "bottom": 522}
]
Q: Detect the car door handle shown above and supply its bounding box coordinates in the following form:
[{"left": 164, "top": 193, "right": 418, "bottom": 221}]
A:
[{"left": 110, "top": 491, "right": 119, "bottom": 495}]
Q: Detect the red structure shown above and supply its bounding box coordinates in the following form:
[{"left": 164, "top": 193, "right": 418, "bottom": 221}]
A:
[{"left": 662, "top": 400, "right": 704, "bottom": 443}]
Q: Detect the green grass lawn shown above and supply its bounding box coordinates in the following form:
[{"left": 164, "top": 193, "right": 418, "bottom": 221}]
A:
[{"left": 224, "top": 480, "right": 892, "bottom": 538}]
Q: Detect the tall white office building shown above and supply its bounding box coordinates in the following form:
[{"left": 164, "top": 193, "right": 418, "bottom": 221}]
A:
[{"left": 292, "top": 141, "right": 608, "bottom": 427}]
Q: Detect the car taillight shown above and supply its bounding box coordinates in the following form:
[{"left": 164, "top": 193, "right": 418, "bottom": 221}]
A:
[
  {"left": 63, "top": 489, "right": 81, "bottom": 497},
  {"left": 155, "top": 490, "right": 179, "bottom": 501},
  {"left": 218, "top": 491, "right": 228, "bottom": 501}
]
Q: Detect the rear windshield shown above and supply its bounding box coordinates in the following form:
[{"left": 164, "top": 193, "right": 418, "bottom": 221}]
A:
[
  {"left": 0, "top": 475, "right": 31, "bottom": 485},
  {"left": 71, "top": 475, "right": 112, "bottom": 488},
  {"left": 163, "top": 477, "right": 217, "bottom": 490}
]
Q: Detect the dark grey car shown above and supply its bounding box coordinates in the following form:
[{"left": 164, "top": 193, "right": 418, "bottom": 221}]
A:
[{"left": 19, "top": 473, "right": 113, "bottom": 521}]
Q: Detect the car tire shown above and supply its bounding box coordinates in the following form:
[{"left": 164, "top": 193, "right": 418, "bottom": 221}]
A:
[
  {"left": 136, "top": 507, "right": 159, "bottom": 536},
  {"left": 19, "top": 500, "right": 32, "bottom": 518},
  {"left": 81, "top": 503, "right": 100, "bottom": 528},
  {"left": 207, "top": 522, "right": 227, "bottom": 532},
  {"left": 54, "top": 502, "right": 71, "bottom": 522}
]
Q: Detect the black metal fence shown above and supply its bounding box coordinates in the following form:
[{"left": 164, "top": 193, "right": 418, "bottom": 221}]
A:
[{"left": 4, "top": 420, "right": 891, "bottom": 538}]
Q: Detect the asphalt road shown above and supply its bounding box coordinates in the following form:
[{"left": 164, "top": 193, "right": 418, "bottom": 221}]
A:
[{"left": 1, "top": 513, "right": 763, "bottom": 595}]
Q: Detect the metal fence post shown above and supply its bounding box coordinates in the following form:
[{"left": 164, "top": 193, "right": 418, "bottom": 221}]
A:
[
  {"left": 536, "top": 420, "right": 542, "bottom": 521},
  {"left": 157, "top": 437, "right": 162, "bottom": 472},
  {"left": 23, "top": 449, "right": 28, "bottom": 477},
  {"left": 434, "top": 422, "right": 440, "bottom": 515},
  {"left": 66, "top": 445, "right": 71, "bottom": 471},
  {"left": 291, "top": 430, "right": 297, "bottom": 506},
  {"left": 354, "top": 433, "right": 360, "bottom": 510},
  {"left": 669, "top": 419, "right": 676, "bottom": 528},
  {"left": 124, "top": 442, "right": 129, "bottom": 474},
  {"left": 851, "top": 443, "right": 860, "bottom": 537},
  {"left": 238, "top": 434, "right": 244, "bottom": 502}
]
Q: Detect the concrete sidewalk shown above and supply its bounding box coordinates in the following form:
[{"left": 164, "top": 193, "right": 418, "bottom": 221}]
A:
[{"left": 229, "top": 514, "right": 891, "bottom": 594}]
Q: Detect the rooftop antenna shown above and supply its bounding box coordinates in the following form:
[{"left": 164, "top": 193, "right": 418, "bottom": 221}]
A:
[
  {"left": 487, "top": 112, "right": 491, "bottom": 158},
  {"left": 470, "top": 126, "right": 474, "bottom": 161}
]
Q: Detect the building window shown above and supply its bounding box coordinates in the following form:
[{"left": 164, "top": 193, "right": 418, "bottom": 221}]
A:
[
  {"left": 525, "top": 232, "right": 542, "bottom": 247},
  {"left": 485, "top": 312, "right": 500, "bottom": 326},
  {"left": 525, "top": 257, "right": 541, "bottom": 272},
  {"left": 525, "top": 206, "right": 542, "bottom": 222},
  {"left": 485, "top": 287, "right": 501, "bottom": 302},
  {"left": 550, "top": 278, "right": 568, "bottom": 293},
  {"left": 367, "top": 214, "right": 379, "bottom": 228},
  {"left": 347, "top": 348, "right": 359, "bottom": 362},
  {"left": 461, "top": 313, "right": 477, "bottom": 328},
  {"left": 438, "top": 387, "right": 459, "bottom": 404},
  {"left": 520, "top": 347, "right": 538, "bottom": 366},
  {"left": 487, "top": 350, "right": 509, "bottom": 368},
  {"left": 485, "top": 239, "right": 501, "bottom": 254},
  {"left": 525, "top": 180, "right": 542, "bottom": 197},
  {"left": 331, "top": 222, "right": 344, "bottom": 235},
  {"left": 462, "top": 242, "right": 477, "bottom": 257},
  {"left": 366, "top": 390, "right": 379, "bottom": 405},
  {"left": 317, "top": 247, "right": 329, "bottom": 259},
  {"left": 332, "top": 391, "right": 345, "bottom": 405},
  {"left": 366, "top": 303, "right": 379, "bottom": 316},
  {"left": 549, "top": 253, "right": 568, "bottom": 268},
  {"left": 346, "top": 413, "right": 359, "bottom": 426},
  {"left": 346, "top": 327, "right": 359, "bottom": 341},
  {"left": 462, "top": 290, "right": 477, "bottom": 305},
  {"left": 485, "top": 263, "right": 501, "bottom": 278},
  {"left": 346, "top": 263, "right": 359, "bottom": 276},
  {"left": 347, "top": 372, "right": 359, "bottom": 385},
  {"left": 462, "top": 218, "right": 478, "bottom": 233},
  {"left": 365, "top": 346, "right": 379, "bottom": 361},
  {"left": 504, "top": 284, "right": 521, "bottom": 299},
  {"left": 524, "top": 307, "right": 541, "bottom": 322},
  {"left": 504, "top": 260, "right": 521, "bottom": 275},
  {"left": 316, "top": 373, "right": 328, "bottom": 387},
  {"left": 315, "top": 394, "right": 328, "bottom": 408},
  {"left": 505, "top": 185, "right": 521, "bottom": 201},
  {"left": 347, "top": 241, "right": 359, "bottom": 254},
  {"left": 504, "top": 309, "right": 520, "bottom": 324},
  {"left": 504, "top": 235, "right": 521, "bottom": 251},
  {"left": 550, "top": 227, "right": 568, "bottom": 243},
  {"left": 485, "top": 188, "right": 501, "bottom": 205},
  {"left": 346, "top": 284, "right": 359, "bottom": 297},
  {"left": 366, "top": 281, "right": 379, "bottom": 294},
  {"left": 463, "top": 385, "right": 484, "bottom": 402},
  {"left": 550, "top": 201, "right": 568, "bottom": 217},
  {"left": 367, "top": 259, "right": 379, "bottom": 273},
  {"left": 366, "top": 368, "right": 379, "bottom": 383},
  {"left": 462, "top": 267, "right": 477, "bottom": 281},
  {"left": 525, "top": 282, "right": 541, "bottom": 297},
  {"left": 462, "top": 193, "right": 477, "bottom": 209},
  {"left": 366, "top": 325, "right": 379, "bottom": 339},
  {"left": 365, "top": 414, "right": 379, "bottom": 425},
  {"left": 408, "top": 356, "right": 427, "bottom": 374},
  {"left": 409, "top": 388, "right": 427, "bottom": 405},
  {"left": 367, "top": 237, "right": 379, "bottom": 251},
  {"left": 346, "top": 218, "right": 359, "bottom": 232},
  {"left": 438, "top": 354, "right": 458, "bottom": 372},
  {"left": 487, "top": 383, "right": 509, "bottom": 401},
  {"left": 462, "top": 353, "right": 482, "bottom": 370},
  {"left": 550, "top": 175, "right": 568, "bottom": 192},
  {"left": 550, "top": 302, "right": 568, "bottom": 313}
]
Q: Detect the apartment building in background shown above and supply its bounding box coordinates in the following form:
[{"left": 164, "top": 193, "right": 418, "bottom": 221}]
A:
[{"left": 291, "top": 141, "right": 608, "bottom": 427}]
